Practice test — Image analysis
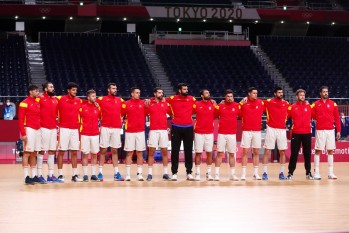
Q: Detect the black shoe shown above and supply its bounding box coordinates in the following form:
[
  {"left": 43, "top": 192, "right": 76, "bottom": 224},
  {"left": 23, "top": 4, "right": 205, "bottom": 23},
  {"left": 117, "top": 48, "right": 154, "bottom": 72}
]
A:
[
  {"left": 25, "top": 176, "right": 35, "bottom": 185},
  {"left": 286, "top": 174, "right": 293, "bottom": 180},
  {"left": 71, "top": 175, "right": 83, "bottom": 182},
  {"left": 32, "top": 176, "right": 41, "bottom": 183},
  {"left": 306, "top": 173, "right": 314, "bottom": 180}
]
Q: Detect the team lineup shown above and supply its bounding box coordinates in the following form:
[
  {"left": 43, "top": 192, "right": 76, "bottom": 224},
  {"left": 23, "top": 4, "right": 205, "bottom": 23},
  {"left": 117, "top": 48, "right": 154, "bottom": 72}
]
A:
[{"left": 18, "top": 82, "right": 341, "bottom": 185}]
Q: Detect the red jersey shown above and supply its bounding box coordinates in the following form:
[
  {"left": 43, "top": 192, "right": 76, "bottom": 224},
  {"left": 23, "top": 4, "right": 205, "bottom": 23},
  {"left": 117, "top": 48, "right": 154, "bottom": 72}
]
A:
[
  {"left": 239, "top": 98, "right": 265, "bottom": 131},
  {"left": 287, "top": 101, "right": 312, "bottom": 134},
  {"left": 56, "top": 95, "right": 82, "bottom": 129},
  {"left": 79, "top": 102, "right": 100, "bottom": 136},
  {"left": 146, "top": 99, "right": 172, "bottom": 130},
  {"left": 216, "top": 101, "right": 240, "bottom": 134},
  {"left": 264, "top": 98, "right": 289, "bottom": 129},
  {"left": 193, "top": 100, "right": 216, "bottom": 134},
  {"left": 311, "top": 99, "right": 341, "bottom": 131},
  {"left": 38, "top": 93, "right": 58, "bottom": 129},
  {"left": 96, "top": 94, "right": 124, "bottom": 128},
  {"left": 18, "top": 96, "right": 40, "bottom": 136},
  {"left": 166, "top": 95, "right": 196, "bottom": 126},
  {"left": 121, "top": 99, "right": 146, "bottom": 133}
]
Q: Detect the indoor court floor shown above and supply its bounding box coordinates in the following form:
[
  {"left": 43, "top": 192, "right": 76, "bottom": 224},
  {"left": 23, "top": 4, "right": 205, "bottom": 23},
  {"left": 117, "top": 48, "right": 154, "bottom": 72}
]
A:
[{"left": 0, "top": 163, "right": 348, "bottom": 233}]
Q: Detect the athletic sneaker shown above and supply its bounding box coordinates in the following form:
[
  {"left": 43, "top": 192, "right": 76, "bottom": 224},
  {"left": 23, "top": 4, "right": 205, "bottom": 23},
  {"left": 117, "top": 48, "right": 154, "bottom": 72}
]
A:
[
  {"left": 38, "top": 175, "right": 47, "bottom": 184},
  {"left": 279, "top": 172, "right": 287, "bottom": 180},
  {"left": 194, "top": 173, "right": 201, "bottom": 181},
  {"left": 214, "top": 174, "right": 220, "bottom": 181},
  {"left": 25, "top": 176, "right": 35, "bottom": 185},
  {"left": 32, "top": 176, "right": 43, "bottom": 184},
  {"left": 91, "top": 175, "right": 99, "bottom": 182},
  {"left": 306, "top": 173, "right": 314, "bottom": 180},
  {"left": 71, "top": 175, "right": 83, "bottom": 182},
  {"left": 313, "top": 173, "right": 321, "bottom": 180},
  {"left": 125, "top": 175, "right": 131, "bottom": 181},
  {"left": 146, "top": 174, "right": 153, "bottom": 181},
  {"left": 47, "top": 175, "right": 62, "bottom": 183},
  {"left": 240, "top": 175, "right": 246, "bottom": 181},
  {"left": 287, "top": 174, "right": 293, "bottom": 180},
  {"left": 187, "top": 173, "right": 194, "bottom": 181},
  {"left": 253, "top": 174, "right": 262, "bottom": 180},
  {"left": 171, "top": 174, "right": 178, "bottom": 181},
  {"left": 163, "top": 174, "right": 171, "bottom": 180},
  {"left": 137, "top": 173, "right": 144, "bottom": 181},
  {"left": 97, "top": 172, "right": 103, "bottom": 182},
  {"left": 328, "top": 174, "right": 338, "bottom": 180},
  {"left": 206, "top": 173, "right": 213, "bottom": 181},
  {"left": 262, "top": 172, "right": 269, "bottom": 180},
  {"left": 57, "top": 175, "right": 65, "bottom": 183},
  {"left": 114, "top": 172, "right": 124, "bottom": 181},
  {"left": 83, "top": 175, "right": 89, "bottom": 182},
  {"left": 230, "top": 175, "right": 239, "bottom": 181}
]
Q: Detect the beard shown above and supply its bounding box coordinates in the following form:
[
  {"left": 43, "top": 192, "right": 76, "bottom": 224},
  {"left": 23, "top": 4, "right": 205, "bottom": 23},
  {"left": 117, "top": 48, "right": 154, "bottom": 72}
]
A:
[
  {"left": 181, "top": 92, "right": 188, "bottom": 96},
  {"left": 204, "top": 96, "right": 211, "bottom": 101},
  {"left": 47, "top": 91, "right": 55, "bottom": 96}
]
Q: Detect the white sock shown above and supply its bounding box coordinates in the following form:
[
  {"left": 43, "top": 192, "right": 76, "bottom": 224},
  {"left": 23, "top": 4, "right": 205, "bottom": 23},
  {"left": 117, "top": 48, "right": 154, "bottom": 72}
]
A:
[
  {"left": 72, "top": 168, "right": 77, "bottom": 176},
  {"left": 91, "top": 165, "right": 96, "bottom": 175},
  {"left": 99, "top": 166, "right": 103, "bottom": 174},
  {"left": 37, "top": 154, "right": 43, "bottom": 176},
  {"left": 163, "top": 166, "right": 168, "bottom": 175},
  {"left": 254, "top": 166, "right": 259, "bottom": 176},
  {"left": 314, "top": 154, "right": 320, "bottom": 174},
  {"left": 126, "top": 165, "right": 131, "bottom": 176},
  {"left": 31, "top": 167, "right": 37, "bottom": 177},
  {"left": 263, "top": 164, "right": 268, "bottom": 173},
  {"left": 242, "top": 166, "right": 246, "bottom": 177},
  {"left": 328, "top": 154, "right": 334, "bottom": 175},
  {"left": 137, "top": 165, "right": 143, "bottom": 175},
  {"left": 113, "top": 166, "right": 119, "bottom": 174},
  {"left": 47, "top": 154, "right": 55, "bottom": 176},
  {"left": 83, "top": 166, "right": 88, "bottom": 176},
  {"left": 23, "top": 166, "right": 29, "bottom": 179},
  {"left": 206, "top": 165, "right": 212, "bottom": 174},
  {"left": 215, "top": 167, "right": 220, "bottom": 176},
  {"left": 280, "top": 164, "right": 285, "bottom": 173},
  {"left": 230, "top": 167, "right": 235, "bottom": 177},
  {"left": 148, "top": 166, "right": 153, "bottom": 175},
  {"left": 58, "top": 169, "right": 63, "bottom": 176},
  {"left": 195, "top": 165, "right": 200, "bottom": 175}
]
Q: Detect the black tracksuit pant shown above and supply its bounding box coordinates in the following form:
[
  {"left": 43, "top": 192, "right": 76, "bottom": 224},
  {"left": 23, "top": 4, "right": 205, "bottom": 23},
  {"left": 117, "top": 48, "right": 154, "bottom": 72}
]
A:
[
  {"left": 171, "top": 125, "right": 193, "bottom": 175},
  {"left": 288, "top": 133, "right": 312, "bottom": 175}
]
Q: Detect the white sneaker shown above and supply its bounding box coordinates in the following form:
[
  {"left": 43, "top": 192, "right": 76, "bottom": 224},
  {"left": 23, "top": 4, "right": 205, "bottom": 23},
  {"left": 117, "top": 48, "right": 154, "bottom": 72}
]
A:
[
  {"left": 240, "top": 175, "right": 246, "bottom": 181},
  {"left": 187, "top": 173, "right": 195, "bottom": 181},
  {"left": 313, "top": 173, "right": 321, "bottom": 180},
  {"left": 328, "top": 174, "right": 337, "bottom": 180},
  {"left": 194, "top": 173, "right": 201, "bottom": 181},
  {"left": 230, "top": 175, "right": 239, "bottom": 181},
  {"left": 214, "top": 174, "right": 220, "bottom": 181},
  {"left": 253, "top": 174, "right": 262, "bottom": 180},
  {"left": 171, "top": 174, "right": 178, "bottom": 181},
  {"left": 137, "top": 173, "right": 144, "bottom": 181},
  {"left": 125, "top": 175, "right": 131, "bottom": 181},
  {"left": 206, "top": 173, "right": 213, "bottom": 181}
]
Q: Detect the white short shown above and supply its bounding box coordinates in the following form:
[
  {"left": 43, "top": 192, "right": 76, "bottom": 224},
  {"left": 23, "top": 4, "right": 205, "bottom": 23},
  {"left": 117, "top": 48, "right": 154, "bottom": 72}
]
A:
[
  {"left": 148, "top": 130, "right": 169, "bottom": 149},
  {"left": 99, "top": 127, "right": 121, "bottom": 149},
  {"left": 40, "top": 128, "right": 57, "bottom": 151},
  {"left": 124, "top": 132, "right": 146, "bottom": 151},
  {"left": 58, "top": 128, "right": 80, "bottom": 151},
  {"left": 194, "top": 133, "right": 214, "bottom": 153},
  {"left": 264, "top": 126, "right": 288, "bottom": 150},
  {"left": 315, "top": 129, "right": 336, "bottom": 150},
  {"left": 81, "top": 135, "right": 99, "bottom": 154},
  {"left": 24, "top": 127, "right": 41, "bottom": 152},
  {"left": 217, "top": 134, "right": 236, "bottom": 153},
  {"left": 241, "top": 131, "right": 262, "bottom": 149}
]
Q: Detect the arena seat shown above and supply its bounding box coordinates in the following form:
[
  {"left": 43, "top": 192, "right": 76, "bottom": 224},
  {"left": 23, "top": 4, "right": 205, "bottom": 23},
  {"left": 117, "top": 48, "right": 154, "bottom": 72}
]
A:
[
  {"left": 305, "top": 0, "right": 333, "bottom": 10},
  {"left": 259, "top": 36, "right": 349, "bottom": 104},
  {"left": 156, "top": 45, "right": 275, "bottom": 98},
  {"left": 40, "top": 33, "right": 155, "bottom": 97},
  {"left": 141, "top": 0, "right": 232, "bottom": 6},
  {"left": 0, "top": 35, "right": 29, "bottom": 102}
]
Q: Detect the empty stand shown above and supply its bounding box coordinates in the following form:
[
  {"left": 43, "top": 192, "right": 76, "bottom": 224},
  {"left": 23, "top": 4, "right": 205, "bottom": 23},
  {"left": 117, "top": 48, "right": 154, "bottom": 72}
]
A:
[
  {"left": 40, "top": 33, "right": 155, "bottom": 97},
  {"left": 157, "top": 45, "right": 275, "bottom": 98},
  {"left": 259, "top": 36, "right": 349, "bottom": 103},
  {"left": 0, "top": 35, "right": 29, "bottom": 102},
  {"left": 305, "top": 0, "right": 333, "bottom": 10},
  {"left": 141, "top": 0, "right": 232, "bottom": 6}
]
